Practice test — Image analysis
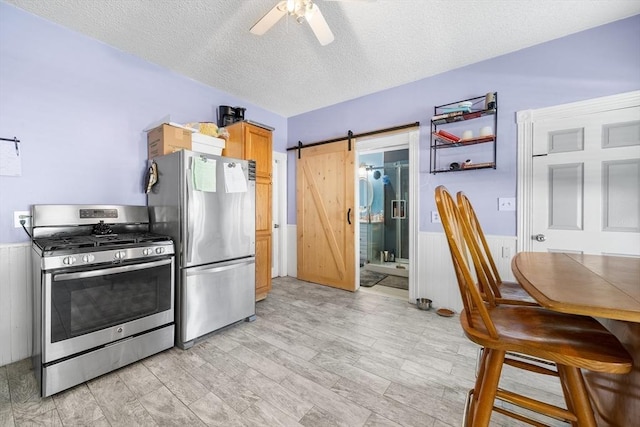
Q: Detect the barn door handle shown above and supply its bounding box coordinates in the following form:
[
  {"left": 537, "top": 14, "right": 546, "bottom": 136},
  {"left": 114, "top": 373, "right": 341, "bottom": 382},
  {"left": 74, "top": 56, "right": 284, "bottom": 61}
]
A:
[{"left": 347, "top": 208, "right": 352, "bottom": 225}]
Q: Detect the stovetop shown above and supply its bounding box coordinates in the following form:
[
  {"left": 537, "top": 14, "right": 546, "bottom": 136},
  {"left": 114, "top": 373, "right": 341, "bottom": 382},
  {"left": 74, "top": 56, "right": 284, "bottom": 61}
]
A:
[
  {"left": 34, "top": 232, "right": 172, "bottom": 253},
  {"left": 30, "top": 205, "right": 176, "bottom": 269}
]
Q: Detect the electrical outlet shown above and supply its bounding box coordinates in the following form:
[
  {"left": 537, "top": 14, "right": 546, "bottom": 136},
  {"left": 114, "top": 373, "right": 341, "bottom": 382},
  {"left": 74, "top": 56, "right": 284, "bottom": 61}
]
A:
[
  {"left": 14, "top": 211, "right": 30, "bottom": 228},
  {"left": 498, "top": 197, "right": 516, "bottom": 211},
  {"left": 431, "top": 211, "right": 441, "bottom": 223}
]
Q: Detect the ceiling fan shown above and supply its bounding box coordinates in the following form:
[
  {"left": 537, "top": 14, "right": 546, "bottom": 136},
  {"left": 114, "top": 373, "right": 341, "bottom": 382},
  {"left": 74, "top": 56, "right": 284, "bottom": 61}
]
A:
[{"left": 250, "top": 0, "right": 373, "bottom": 46}]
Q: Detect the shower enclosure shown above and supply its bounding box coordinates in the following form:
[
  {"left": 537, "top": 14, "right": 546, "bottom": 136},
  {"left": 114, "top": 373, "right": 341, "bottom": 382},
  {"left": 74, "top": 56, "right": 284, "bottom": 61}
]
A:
[{"left": 359, "top": 150, "right": 409, "bottom": 269}]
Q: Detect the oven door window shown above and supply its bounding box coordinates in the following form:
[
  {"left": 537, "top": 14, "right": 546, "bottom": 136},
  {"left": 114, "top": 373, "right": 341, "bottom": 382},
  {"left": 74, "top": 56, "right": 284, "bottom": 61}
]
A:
[{"left": 51, "top": 260, "right": 172, "bottom": 343}]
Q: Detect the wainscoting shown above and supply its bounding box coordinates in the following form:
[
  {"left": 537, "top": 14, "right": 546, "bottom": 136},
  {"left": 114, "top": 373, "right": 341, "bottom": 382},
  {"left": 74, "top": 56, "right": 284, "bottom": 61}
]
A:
[
  {"left": 284, "top": 226, "right": 516, "bottom": 313},
  {"left": 0, "top": 232, "right": 516, "bottom": 367},
  {"left": 420, "top": 232, "right": 517, "bottom": 313},
  {"left": 0, "top": 243, "right": 32, "bottom": 367}
]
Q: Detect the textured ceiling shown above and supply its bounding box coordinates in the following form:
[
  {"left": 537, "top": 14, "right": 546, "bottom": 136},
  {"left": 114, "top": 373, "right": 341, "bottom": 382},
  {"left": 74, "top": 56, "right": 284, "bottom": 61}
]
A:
[{"left": 5, "top": 0, "right": 640, "bottom": 117}]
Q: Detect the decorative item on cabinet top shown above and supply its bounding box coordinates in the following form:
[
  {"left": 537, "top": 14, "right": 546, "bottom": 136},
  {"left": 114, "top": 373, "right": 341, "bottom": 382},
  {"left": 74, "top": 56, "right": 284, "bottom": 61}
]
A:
[{"left": 430, "top": 92, "right": 498, "bottom": 174}]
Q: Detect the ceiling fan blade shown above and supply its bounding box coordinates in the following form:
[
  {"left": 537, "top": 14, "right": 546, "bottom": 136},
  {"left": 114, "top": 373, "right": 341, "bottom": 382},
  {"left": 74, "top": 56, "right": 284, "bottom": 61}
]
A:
[
  {"left": 306, "top": 4, "right": 334, "bottom": 46},
  {"left": 250, "top": 1, "right": 288, "bottom": 36}
]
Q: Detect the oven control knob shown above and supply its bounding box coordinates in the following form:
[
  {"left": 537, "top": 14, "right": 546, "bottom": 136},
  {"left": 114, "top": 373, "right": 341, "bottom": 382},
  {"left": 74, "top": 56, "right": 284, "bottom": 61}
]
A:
[
  {"left": 155, "top": 247, "right": 165, "bottom": 254},
  {"left": 63, "top": 256, "right": 77, "bottom": 265},
  {"left": 114, "top": 251, "right": 126, "bottom": 260},
  {"left": 82, "top": 254, "right": 95, "bottom": 263},
  {"left": 143, "top": 248, "right": 153, "bottom": 256}
]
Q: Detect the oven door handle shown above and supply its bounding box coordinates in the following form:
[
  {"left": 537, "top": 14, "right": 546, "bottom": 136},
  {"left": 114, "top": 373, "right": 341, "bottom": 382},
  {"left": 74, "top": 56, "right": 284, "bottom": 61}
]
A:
[{"left": 53, "top": 258, "right": 172, "bottom": 281}]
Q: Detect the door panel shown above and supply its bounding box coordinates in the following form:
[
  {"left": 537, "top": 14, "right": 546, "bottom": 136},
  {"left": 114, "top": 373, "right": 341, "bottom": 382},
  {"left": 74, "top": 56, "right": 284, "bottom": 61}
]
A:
[
  {"left": 603, "top": 159, "right": 640, "bottom": 232},
  {"left": 256, "top": 233, "right": 272, "bottom": 300},
  {"left": 548, "top": 163, "right": 583, "bottom": 230},
  {"left": 182, "top": 258, "right": 255, "bottom": 343},
  {"left": 183, "top": 153, "right": 256, "bottom": 266},
  {"left": 245, "top": 125, "right": 272, "bottom": 180},
  {"left": 531, "top": 107, "right": 640, "bottom": 255},
  {"left": 255, "top": 179, "right": 272, "bottom": 232},
  {"left": 297, "top": 141, "right": 355, "bottom": 291}
]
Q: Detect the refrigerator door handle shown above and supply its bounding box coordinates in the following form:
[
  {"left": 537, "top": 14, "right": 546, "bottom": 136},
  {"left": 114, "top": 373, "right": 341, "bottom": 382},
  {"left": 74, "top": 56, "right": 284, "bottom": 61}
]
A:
[
  {"left": 185, "top": 164, "right": 193, "bottom": 264},
  {"left": 186, "top": 257, "right": 255, "bottom": 276}
]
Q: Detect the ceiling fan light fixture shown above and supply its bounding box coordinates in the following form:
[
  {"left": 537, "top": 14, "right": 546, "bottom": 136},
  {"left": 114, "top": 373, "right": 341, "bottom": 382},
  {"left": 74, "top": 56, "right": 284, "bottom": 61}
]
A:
[{"left": 251, "top": 0, "right": 335, "bottom": 45}]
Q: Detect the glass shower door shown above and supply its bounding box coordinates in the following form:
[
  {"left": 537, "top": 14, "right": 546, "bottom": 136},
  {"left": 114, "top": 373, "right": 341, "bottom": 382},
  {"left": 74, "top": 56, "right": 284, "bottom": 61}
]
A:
[{"left": 384, "top": 160, "right": 409, "bottom": 262}]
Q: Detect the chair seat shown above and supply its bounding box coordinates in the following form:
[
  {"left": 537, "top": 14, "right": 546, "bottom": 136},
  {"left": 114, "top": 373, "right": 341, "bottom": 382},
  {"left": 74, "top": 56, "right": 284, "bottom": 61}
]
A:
[{"left": 461, "top": 305, "right": 633, "bottom": 374}]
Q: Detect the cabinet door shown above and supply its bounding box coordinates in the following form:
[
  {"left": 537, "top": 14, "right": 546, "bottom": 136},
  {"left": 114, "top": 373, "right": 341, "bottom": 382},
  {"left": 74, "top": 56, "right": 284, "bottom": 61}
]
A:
[
  {"left": 256, "top": 180, "right": 272, "bottom": 234},
  {"left": 244, "top": 125, "right": 272, "bottom": 180},
  {"left": 255, "top": 233, "right": 272, "bottom": 300},
  {"left": 222, "top": 122, "right": 246, "bottom": 159}
]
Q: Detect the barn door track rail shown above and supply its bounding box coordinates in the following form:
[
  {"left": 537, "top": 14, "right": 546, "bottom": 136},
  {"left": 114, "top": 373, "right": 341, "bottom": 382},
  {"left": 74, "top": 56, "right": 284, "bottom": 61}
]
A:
[{"left": 287, "top": 122, "right": 420, "bottom": 159}]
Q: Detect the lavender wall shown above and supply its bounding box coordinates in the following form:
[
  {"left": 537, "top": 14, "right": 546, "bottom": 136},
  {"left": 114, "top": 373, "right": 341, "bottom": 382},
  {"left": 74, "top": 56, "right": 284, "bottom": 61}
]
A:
[
  {"left": 0, "top": 2, "right": 287, "bottom": 243},
  {"left": 2, "top": 4, "right": 638, "bottom": 243},
  {"left": 287, "top": 14, "right": 640, "bottom": 236}
]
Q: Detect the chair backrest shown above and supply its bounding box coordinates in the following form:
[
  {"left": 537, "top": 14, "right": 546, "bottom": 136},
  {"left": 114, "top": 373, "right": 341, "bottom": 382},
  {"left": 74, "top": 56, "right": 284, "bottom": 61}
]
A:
[
  {"left": 456, "top": 191, "right": 503, "bottom": 301},
  {"left": 435, "top": 185, "right": 498, "bottom": 338}
]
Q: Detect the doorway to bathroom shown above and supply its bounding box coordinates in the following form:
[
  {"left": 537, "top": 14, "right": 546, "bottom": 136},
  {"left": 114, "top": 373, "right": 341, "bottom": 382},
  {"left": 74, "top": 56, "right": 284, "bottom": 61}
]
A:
[{"left": 356, "top": 129, "right": 418, "bottom": 301}]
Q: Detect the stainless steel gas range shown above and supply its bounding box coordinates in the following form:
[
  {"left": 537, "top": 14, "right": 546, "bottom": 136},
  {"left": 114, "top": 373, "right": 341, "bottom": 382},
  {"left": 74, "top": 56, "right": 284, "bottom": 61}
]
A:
[{"left": 30, "top": 205, "right": 175, "bottom": 397}]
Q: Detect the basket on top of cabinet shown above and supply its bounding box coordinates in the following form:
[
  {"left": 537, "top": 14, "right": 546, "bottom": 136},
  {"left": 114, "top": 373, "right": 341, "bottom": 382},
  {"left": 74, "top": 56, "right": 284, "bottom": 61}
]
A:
[{"left": 430, "top": 93, "right": 497, "bottom": 174}]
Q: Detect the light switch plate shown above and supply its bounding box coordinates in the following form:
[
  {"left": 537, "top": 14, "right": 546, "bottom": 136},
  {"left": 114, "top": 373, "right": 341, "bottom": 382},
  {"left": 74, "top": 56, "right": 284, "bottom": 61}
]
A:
[
  {"left": 498, "top": 197, "right": 516, "bottom": 211},
  {"left": 502, "top": 246, "right": 511, "bottom": 259}
]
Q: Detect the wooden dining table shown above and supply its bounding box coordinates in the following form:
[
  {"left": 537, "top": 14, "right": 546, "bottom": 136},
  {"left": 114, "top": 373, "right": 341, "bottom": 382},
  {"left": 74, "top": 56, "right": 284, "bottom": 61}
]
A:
[{"left": 512, "top": 252, "right": 640, "bottom": 427}]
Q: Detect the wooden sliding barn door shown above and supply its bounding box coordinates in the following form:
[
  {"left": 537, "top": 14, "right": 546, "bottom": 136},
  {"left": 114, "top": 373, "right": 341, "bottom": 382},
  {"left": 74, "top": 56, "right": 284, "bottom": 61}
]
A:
[{"left": 297, "top": 140, "right": 355, "bottom": 291}]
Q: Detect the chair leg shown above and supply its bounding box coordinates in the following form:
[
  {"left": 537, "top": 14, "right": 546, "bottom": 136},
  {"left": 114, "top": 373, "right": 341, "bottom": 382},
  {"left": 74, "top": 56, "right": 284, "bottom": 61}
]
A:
[
  {"left": 562, "top": 366, "right": 597, "bottom": 427},
  {"left": 557, "top": 365, "right": 578, "bottom": 427},
  {"left": 468, "top": 347, "right": 489, "bottom": 426},
  {"left": 472, "top": 348, "right": 505, "bottom": 427}
]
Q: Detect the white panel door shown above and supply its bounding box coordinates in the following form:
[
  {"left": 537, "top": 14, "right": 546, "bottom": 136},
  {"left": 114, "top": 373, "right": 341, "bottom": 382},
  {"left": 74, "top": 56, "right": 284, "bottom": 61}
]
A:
[{"left": 531, "top": 107, "right": 640, "bottom": 255}]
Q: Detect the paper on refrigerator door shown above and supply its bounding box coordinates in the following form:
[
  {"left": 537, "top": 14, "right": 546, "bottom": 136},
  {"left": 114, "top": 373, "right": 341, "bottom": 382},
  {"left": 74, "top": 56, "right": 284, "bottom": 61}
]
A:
[
  {"left": 224, "top": 162, "right": 247, "bottom": 193},
  {"left": 192, "top": 157, "right": 216, "bottom": 192}
]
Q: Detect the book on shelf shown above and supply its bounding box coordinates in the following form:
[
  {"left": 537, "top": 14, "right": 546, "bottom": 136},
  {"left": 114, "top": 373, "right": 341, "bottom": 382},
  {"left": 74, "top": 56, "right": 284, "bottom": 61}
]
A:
[
  {"left": 440, "top": 107, "right": 471, "bottom": 114},
  {"left": 433, "top": 130, "right": 461, "bottom": 143},
  {"left": 431, "top": 110, "right": 466, "bottom": 121}
]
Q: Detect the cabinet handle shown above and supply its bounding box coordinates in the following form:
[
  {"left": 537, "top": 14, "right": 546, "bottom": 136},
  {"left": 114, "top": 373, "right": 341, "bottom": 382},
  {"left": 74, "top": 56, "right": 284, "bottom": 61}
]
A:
[{"left": 347, "top": 208, "right": 351, "bottom": 225}]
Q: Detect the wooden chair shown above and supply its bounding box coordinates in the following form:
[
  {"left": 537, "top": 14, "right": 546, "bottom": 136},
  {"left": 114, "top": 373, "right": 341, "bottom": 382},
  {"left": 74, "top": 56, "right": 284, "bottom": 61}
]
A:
[
  {"left": 456, "top": 191, "right": 537, "bottom": 306},
  {"left": 435, "top": 185, "right": 633, "bottom": 427},
  {"left": 456, "top": 191, "right": 555, "bottom": 390}
]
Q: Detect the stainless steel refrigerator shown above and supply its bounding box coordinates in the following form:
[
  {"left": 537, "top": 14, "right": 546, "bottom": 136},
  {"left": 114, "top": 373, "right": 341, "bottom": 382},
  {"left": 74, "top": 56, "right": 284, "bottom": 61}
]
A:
[{"left": 147, "top": 149, "right": 256, "bottom": 349}]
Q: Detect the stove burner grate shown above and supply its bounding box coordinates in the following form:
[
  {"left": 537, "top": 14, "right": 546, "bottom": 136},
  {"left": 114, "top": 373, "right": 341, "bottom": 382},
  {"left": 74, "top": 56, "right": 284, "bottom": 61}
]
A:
[{"left": 35, "top": 233, "right": 172, "bottom": 252}]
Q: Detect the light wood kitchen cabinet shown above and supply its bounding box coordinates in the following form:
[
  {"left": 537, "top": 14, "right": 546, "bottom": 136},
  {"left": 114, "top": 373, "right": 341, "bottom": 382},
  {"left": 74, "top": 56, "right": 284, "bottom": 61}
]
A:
[{"left": 224, "top": 121, "right": 273, "bottom": 301}]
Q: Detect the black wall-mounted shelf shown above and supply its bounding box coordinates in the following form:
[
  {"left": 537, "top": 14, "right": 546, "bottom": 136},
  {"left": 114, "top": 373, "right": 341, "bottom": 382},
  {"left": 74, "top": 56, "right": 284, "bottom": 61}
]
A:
[{"left": 430, "top": 93, "right": 498, "bottom": 174}]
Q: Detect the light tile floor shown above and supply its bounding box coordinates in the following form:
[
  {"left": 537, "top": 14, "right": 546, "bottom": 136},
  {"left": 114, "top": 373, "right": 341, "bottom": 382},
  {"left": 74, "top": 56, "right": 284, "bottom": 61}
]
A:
[
  {"left": 359, "top": 284, "right": 408, "bottom": 301},
  {"left": 0, "top": 277, "right": 566, "bottom": 426}
]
